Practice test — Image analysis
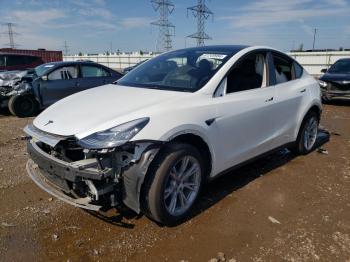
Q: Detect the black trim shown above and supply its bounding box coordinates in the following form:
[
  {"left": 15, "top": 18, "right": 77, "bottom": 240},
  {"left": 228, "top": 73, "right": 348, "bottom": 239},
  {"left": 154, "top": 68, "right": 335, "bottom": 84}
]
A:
[
  {"left": 208, "top": 142, "right": 295, "bottom": 182},
  {"left": 266, "top": 52, "right": 276, "bottom": 86},
  {"left": 205, "top": 118, "right": 216, "bottom": 126}
]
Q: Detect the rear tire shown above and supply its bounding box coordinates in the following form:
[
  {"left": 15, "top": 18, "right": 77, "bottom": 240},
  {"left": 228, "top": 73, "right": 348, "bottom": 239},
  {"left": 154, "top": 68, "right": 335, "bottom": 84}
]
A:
[
  {"left": 290, "top": 111, "right": 319, "bottom": 155},
  {"left": 141, "top": 143, "right": 204, "bottom": 225},
  {"left": 8, "top": 95, "right": 39, "bottom": 117}
]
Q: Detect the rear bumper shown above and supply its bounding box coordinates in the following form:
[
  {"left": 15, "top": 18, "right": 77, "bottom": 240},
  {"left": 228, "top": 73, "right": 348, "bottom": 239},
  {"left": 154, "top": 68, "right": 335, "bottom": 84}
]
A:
[{"left": 26, "top": 159, "right": 101, "bottom": 211}]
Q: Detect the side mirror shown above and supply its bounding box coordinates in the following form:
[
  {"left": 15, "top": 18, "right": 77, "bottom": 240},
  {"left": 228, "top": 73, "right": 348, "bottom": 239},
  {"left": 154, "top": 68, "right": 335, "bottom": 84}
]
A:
[
  {"left": 321, "top": 68, "right": 327, "bottom": 73},
  {"left": 41, "top": 75, "right": 48, "bottom": 81}
]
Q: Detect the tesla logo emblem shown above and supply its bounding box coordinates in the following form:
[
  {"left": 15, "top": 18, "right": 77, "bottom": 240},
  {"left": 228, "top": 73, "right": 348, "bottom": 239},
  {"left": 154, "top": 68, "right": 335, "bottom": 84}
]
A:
[{"left": 44, "top": 120, "right": 54, "bottom": 126}]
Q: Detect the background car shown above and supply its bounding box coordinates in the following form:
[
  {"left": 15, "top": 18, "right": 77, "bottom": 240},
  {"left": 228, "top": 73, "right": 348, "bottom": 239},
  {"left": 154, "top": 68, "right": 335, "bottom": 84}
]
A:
[
  {"left": 122, "top": 59, "right": 148, "bottom": 74},
  {"left": 318, "top": 58, "right": 350, "bottom": 102},
  {"left": 7, "top": 61, "right": 123, "bottom": 117},
  {"left": 25, "top": 45, "right": 322, "bottom": 225},
  {"left": 0, "top": 53, "right": 44, "bottom": 71}
]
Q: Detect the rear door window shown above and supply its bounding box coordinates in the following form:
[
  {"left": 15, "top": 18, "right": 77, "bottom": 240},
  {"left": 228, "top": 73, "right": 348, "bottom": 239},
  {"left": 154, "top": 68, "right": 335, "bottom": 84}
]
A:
[
  {"left": 81, "top": 65, "right": 110, "bottom": 77},
  {"left": 272, "top": 53, "right": 294, "bottom": 84},
  {"left": 48, "top": 66, "right": 78, "bottom": 80}
]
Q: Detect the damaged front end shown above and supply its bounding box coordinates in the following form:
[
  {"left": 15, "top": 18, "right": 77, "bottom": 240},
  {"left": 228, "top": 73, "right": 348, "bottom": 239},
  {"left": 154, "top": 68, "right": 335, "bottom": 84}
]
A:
[
  {"left": 24, "top": 124, "right": 161, "bottom": 213},
  {"left": 0, "top": 71, "right": 33, "bottom": 107}
]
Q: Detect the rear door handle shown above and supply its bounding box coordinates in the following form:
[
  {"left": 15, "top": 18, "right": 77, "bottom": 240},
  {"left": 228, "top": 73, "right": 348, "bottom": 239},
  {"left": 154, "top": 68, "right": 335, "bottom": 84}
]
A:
[
  {"left": 265, "top": 97, "right": 274, "bottom": 102},
  {"left": 300, "top": 89, "right": 306, "bottom": 93}
]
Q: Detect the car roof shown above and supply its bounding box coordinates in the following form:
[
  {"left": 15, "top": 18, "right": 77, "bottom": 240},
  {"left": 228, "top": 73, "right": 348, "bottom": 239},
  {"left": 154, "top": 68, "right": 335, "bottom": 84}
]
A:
[
  {"left": 173, "top": 45, "right": 250, "bottom": 53},
  {"left": 336, "top": 58, "right": 350, "bottom": 62},
  {"left": 42, "top": 61, "right": 102, "bottom": 67}
]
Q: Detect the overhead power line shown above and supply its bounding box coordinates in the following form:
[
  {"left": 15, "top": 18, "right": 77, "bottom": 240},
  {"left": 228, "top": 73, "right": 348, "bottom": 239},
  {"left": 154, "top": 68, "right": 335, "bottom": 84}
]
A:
[
  {"left": 187, "top": 0, "right": 213, "bottom": 47},
  {"left": 150, "top": 0, "right": 175, "bottom": 52}
]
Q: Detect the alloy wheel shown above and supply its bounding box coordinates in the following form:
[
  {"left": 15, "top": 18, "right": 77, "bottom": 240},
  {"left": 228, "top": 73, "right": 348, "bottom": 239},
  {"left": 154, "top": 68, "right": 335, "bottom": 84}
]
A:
[
  {"left": 303, "top": 116, "right": 318, "bottom": 151},
  {"left": 163, "top": 155, "right": 201, "bottom": 216}
]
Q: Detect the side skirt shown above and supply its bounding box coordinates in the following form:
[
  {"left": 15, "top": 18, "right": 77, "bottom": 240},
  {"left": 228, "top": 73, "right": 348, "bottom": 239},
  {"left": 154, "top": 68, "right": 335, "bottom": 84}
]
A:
[{"left": 208, "top": 142, "right": 296, "bottom": 183}]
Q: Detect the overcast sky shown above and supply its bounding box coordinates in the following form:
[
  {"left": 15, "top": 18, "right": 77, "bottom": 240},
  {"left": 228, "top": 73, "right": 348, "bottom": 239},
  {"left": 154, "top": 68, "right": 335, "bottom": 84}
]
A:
[{"left": 0, "top": 0, "right": 349, "bottom": 54}]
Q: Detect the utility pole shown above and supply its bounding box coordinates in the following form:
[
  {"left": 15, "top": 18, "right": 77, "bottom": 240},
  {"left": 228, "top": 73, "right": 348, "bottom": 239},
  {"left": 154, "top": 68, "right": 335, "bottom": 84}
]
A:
[
  {"left": 312, "top": 28, "right": 317, "bottom": 51},
  {"left": 150, "top": 0, "right": 175, "bottom": 52},
  {"left": 187, "top": 0, "right": 213, "bottom": 47}
]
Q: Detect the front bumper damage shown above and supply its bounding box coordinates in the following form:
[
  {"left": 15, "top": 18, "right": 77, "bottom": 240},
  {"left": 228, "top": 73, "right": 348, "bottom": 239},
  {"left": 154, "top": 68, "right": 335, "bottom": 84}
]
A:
[
  {"left": 24, "top": 124, "right": 161, "bottom": 213},
  {"left": 321, "top": 83, "right": 350, "bottom": 100},
  {"left": 0, "top": 71, "right": 34, "bottom": 108}
]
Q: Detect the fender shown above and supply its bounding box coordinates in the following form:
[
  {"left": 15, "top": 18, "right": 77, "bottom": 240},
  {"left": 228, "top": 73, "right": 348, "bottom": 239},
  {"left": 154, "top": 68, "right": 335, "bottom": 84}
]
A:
[{"left": 294, "top": 100, "right": 322, "bottom": 140}]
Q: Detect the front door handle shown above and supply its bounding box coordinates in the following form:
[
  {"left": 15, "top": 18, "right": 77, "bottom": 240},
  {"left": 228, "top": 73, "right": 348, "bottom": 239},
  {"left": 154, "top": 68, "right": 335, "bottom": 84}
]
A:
[
  {"left": 265, "top": 97, "right": 274, "bottom": 102},
  {"left": 300, "top": 89, "right": 306, "bottom": 93}
]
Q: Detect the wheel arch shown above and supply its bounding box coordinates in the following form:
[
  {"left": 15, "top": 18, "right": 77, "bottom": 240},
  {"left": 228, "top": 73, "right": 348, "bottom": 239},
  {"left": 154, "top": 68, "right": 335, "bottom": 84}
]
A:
[
  {"left": 294, "top": 102, "right": 322, "bottom": 139},
  {"left": 169, "top": 133, "right": 213, "bottom": 181},
  {"left": 138, "top": 133, "right": 213, "bottom": 222}
]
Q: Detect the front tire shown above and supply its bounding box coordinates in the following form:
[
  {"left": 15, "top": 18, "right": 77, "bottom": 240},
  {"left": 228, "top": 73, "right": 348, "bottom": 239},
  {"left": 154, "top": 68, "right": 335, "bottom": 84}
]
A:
[
  {"left": 8, "top": 95, "right": 39, "bottom": 117},
  {"left": 291, "top": 111, "right": 319, "bottom": 155},
  {"left": 141, "top": 143, "right": 204, "bottom": 225}
]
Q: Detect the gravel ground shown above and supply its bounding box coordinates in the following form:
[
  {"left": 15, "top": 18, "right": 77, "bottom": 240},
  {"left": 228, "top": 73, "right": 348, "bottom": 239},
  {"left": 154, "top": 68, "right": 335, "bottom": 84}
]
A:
[{"left": 0, "top": 102, "right": 350, "bottom": 262}]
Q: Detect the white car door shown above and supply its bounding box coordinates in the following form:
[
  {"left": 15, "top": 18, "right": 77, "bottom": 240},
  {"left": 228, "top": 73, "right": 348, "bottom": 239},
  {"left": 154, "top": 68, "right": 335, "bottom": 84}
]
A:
[
  {"left": 269, "top": 52, "right": 309, "bottom": 147},
  {"left": 211, "top": 51, "right": 280, "bottom": 173}
]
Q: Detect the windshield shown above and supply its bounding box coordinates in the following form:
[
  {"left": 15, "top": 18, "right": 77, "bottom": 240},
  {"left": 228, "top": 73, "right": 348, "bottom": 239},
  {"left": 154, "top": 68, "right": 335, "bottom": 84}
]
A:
[
  {"left": 34, "top": 63, "right": 55, "bottom": 76},
  {"left": 117, "top": 49, "right": 235, "bottom": 92},
  {"left": 328, "top": 60, "right": 350, "bottom": 74}
]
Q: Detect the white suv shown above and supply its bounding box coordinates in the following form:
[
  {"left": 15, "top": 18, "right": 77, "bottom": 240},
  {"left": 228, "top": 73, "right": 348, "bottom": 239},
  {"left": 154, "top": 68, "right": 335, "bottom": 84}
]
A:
[{"left": 24, "top": 45, "right": 321, "bottom": 225}]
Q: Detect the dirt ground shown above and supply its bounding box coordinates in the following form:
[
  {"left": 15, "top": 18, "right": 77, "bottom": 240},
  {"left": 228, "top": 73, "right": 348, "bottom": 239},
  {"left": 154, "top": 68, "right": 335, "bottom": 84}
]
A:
[{"left": 0, "top": 102, "right": 350, "bottom": 262}]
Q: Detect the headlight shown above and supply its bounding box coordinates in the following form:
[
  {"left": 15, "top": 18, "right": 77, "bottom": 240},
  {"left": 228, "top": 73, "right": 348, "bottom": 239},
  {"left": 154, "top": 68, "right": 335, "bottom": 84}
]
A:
[
  {"left": 318, "top": 80, "right": 328, "bottom": 88},
  {"left": 77, "top": 117, "right": 149, "bottom": 149}
]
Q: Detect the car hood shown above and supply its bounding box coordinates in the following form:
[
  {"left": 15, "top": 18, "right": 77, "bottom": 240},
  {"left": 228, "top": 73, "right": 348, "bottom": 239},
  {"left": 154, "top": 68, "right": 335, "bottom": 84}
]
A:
[
  {"left": 320, "top": 73, "right": 350, "bottom": 82},
  {"left": 33, "top": 84, "right": 188, "bottom": 138}
]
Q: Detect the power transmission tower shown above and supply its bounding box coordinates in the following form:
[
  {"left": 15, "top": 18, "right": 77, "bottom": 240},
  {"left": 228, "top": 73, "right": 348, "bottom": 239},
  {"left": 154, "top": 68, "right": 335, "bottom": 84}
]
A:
[
  {"left": 312, "top": 28, "right": 318, "bottom": 50},
  {"left": 63, "top": 40, "right": 70, "bottom": 56},
  {"left": 2, "top": 22, "right": 19, "bottom": 48},
  {"left": 187, "top": 0, "right": 213, "bottom": 47},
  {"left": 150, "top": 0, "right": 175, "bottom": 52}
]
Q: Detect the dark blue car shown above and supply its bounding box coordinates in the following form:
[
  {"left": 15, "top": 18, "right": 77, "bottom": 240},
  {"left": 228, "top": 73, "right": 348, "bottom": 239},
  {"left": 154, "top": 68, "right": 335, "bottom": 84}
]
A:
[
  {"left": 3, "top": 61, "right": 122, "bottom": 117},
  {"left": 318, "top": 58, "right": 350, "bottom": 102}
]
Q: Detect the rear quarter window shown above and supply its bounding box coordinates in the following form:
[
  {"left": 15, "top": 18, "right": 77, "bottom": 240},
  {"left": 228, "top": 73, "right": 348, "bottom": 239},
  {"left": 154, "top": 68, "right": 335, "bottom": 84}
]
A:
[
  {"left": 272, "top": 53, "right": 293, "bottom": 84},
  {"left": 293, "top": 62, "right": 303, "bottom": 79}
]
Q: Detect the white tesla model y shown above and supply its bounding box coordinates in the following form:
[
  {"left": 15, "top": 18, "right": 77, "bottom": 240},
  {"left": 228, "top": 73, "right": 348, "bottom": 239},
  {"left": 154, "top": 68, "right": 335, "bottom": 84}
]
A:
[{"left": 24, "top": 45, "right": 322, "bottom": 225}]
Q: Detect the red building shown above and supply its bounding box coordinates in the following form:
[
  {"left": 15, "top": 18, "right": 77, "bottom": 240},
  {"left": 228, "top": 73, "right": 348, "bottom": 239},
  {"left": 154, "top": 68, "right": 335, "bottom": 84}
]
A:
[{"left": 0, "top": 48, "right": 62, "bottom": 63}]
